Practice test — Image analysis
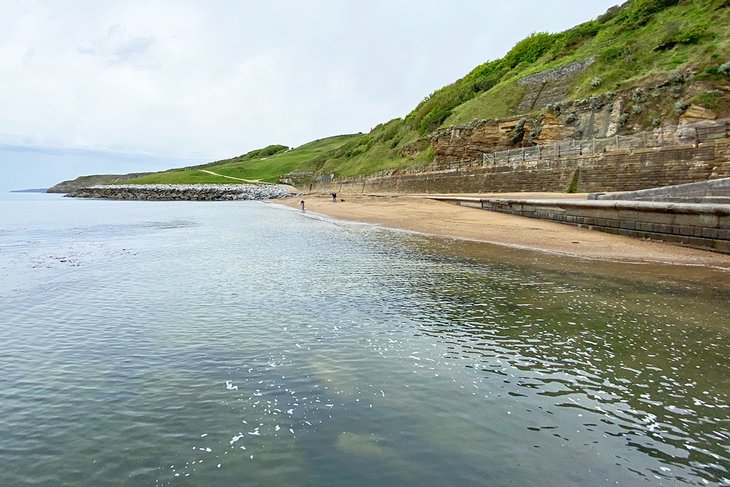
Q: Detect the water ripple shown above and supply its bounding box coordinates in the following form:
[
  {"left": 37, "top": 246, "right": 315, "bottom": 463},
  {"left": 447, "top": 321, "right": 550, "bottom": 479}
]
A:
[{"left": 0, "top": 197, "right": 727, "bottom": 486}]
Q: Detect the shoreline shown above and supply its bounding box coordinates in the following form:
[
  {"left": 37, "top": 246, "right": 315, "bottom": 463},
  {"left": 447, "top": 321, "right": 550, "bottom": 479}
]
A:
[{"left": 272, "top": 193, "right": 730, "bottom": 271}]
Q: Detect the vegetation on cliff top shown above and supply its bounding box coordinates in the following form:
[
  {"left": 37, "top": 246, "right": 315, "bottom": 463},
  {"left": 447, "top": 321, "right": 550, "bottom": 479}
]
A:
[
  {"left": 126, "top": 135, "right": 357, "bottom": 185},
  {"left": 116, "top": 0, "right": 729, "bottom": 186}
]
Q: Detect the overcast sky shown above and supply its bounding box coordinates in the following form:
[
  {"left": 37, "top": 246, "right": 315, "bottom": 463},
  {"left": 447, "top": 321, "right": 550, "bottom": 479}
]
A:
[{"left": 1, "top": 0, "right": 618, "bottom": 191}]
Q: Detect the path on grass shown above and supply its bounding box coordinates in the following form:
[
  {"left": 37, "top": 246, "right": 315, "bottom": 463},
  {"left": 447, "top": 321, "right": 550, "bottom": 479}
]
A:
[{"left": 200, "top": 169, "right": 262, "bottom": 184}]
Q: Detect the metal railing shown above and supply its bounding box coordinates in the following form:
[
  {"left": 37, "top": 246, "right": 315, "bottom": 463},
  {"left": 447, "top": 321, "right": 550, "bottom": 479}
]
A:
[{"left": 476, "top": 119, "right": 729, "bottom": 168}]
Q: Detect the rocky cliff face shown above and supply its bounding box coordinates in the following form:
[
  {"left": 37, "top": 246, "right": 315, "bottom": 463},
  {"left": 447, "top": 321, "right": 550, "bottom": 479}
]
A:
[
  {"left": 516, "top": 57, "right": 597, "bottom": 113},
  {"left": 429, "top": 68, "right": 726, "bottom": 166}
]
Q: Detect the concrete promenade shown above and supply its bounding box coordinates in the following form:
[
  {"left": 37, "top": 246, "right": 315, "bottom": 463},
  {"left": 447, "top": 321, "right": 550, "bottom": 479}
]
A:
[{"left": 431, "top": 195, "right": 730, "bottom": 254}]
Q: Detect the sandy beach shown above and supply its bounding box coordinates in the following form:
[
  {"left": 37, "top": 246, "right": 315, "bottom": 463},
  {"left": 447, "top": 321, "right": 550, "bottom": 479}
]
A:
[{"left": 273, "top": 193, "right": 730, "bottom": 270}]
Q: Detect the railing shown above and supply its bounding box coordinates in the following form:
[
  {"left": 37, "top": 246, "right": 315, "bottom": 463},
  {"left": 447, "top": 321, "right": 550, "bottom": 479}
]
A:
[
  {"left": 477, "top": 119, "right": 729, "bottom": 168},
  {"left": 312, "top": 119, "right": 730, "bottom": 182}
]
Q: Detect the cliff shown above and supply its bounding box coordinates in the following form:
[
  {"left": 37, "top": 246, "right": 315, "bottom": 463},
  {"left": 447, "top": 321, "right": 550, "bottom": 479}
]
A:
[
  {"left": 47, "top": 173, "right": 151, "bottom": 193},
  {"left": 50, "top": 0, "right": 730, "bottom": 193}
]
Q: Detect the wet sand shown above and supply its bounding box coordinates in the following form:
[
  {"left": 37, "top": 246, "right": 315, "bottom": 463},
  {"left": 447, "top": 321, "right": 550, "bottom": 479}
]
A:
[{"left": 273, "top": 193, "right": 730, "bottom": 270}]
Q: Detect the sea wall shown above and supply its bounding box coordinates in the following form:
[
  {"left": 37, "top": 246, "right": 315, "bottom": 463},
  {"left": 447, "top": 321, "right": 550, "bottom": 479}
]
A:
[
  {"left": 435, "top": 196, "right": 730, "bottom": 254},
  {"left": 595, "top": 177, "right": 730, "bottom": 204},
  {"left": 67, "top": 184, "right": 295, "bottom": 201},
  {"left": 314, "top": 137, "right": 730, "bottom": 195}
]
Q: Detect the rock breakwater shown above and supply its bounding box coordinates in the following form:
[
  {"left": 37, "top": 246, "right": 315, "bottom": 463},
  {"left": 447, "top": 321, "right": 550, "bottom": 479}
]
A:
[{"left": 67, "top": 184, "right": 296, "bottom": 201}]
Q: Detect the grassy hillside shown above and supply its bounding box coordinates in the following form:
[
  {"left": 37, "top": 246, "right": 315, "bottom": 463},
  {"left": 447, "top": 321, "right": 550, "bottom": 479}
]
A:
[
  {"left": 447, "top": 0, "right": 730, "bottom": 124},
  {"left": 125, "top": 135, "right": 357, "bottom": 185},
  {"left": 116, "top": 0, "right": 729, "bottom": 186},
  {"left": 318, "top": 0, "right": 729, "bottom": 175}
]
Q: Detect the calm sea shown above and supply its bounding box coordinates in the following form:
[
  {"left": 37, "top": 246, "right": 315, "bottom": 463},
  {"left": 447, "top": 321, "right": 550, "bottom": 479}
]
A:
[{"left": 1, "top": 192, "right": 728, "bottom": 486}]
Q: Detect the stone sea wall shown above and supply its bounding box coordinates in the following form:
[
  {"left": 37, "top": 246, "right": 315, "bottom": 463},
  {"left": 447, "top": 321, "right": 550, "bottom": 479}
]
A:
[
  {"left": 435, "top": 196, "right": 730, "bottom": 254},
  {"left": 313, "top": 137, "right": 730, "bottom": 195},
  {"left": 67, "top": 184, "right": 296, "bottom": 201}
]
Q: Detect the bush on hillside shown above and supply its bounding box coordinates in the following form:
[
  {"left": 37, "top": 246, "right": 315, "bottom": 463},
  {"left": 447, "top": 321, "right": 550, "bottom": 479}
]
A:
[
  {"left": 240, "top": 144, "right": 289, "bottom": 161},
  {"left": 655, "top": 23, "right": 709, "bottom": 51},
  {"left": 719, "top": 61, "right": 730, "bottom": 77},
  {"left": 547, "top": 21, "right": 603, "bottom": 58},
  {"left": 503, "top": 32, "right": 559, "bottom": 69},
  {"left": 616, "top": 0, "right": 680, "bottom": 28}
]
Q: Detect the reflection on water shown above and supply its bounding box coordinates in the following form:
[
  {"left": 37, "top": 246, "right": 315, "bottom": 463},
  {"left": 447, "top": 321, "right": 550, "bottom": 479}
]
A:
[{"left": 0, "top": 194, "right": 728, "bottom": 486}]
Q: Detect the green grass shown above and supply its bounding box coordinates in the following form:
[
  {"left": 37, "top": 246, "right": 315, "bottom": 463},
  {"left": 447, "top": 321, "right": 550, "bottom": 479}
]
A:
[
  {"left": 121, "top": 0, "right": 730, "bottom": 185},
  {"left": 206, "top": 134, "right": 357, "bottom": 182},
  {"left": 313, "top": 0, "right": 730, "bottom": 179},
  {"left": 446, "top": 81, "right": 528, "bottom": 125},
  {"left": 125, "top": 134, "right": 358, "bottom": 185},
  {"left": 124, "top": 170, "right": 233, "bottom": 185}
]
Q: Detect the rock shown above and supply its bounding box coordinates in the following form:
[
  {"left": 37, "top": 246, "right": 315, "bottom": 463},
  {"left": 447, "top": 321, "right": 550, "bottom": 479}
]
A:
[
  {"left": 66, "top": 184, "right": 296, "bottom": 201},
  {"left": 535, "top": 112, "right": 573, "bottom": 145},
  {"left": 432, "top": 117, "right": 536, "bottom": 165},
  {"left": 606, "top": 97, "right": 625, "bottom": 138},
  {"left": 680, "top": 104, "right": 718, "bottom": 123}
]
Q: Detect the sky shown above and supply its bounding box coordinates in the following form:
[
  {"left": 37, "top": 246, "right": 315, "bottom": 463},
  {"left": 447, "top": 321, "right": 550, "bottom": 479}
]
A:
[{"left": 0, "top": 0, "right": 619, "bottom": 191}]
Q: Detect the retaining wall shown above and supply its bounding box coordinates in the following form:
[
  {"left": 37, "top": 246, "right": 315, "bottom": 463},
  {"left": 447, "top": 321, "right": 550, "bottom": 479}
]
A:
[
  {"left": 434, "top": 197, "right": 730, "bottom": 254},
  {"left": 314, "top": 138, "right": 730, "bottom": 195}
]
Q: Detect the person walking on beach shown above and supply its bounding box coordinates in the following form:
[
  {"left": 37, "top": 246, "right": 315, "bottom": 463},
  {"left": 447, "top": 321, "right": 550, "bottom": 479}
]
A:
[
  {"left": 331, "top": 192, "right": 337, "bottom": 203},
  {"left": 300, "top": 200, "right": 305, "bottom": 212}
]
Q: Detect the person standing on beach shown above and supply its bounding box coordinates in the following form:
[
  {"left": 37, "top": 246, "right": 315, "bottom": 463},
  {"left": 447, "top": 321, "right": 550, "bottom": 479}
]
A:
[
  {"left": 331, "top": 192, "right": 337, "bottom": 203},
  {"left": 300, "top": 200, "right": 305, "bottom": 212}
]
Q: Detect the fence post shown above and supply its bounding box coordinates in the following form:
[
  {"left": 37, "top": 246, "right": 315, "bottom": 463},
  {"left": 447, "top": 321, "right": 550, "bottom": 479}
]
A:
[
  {"left": 642, "top": 132, "right": 646, "bottom": 148},
  {"left": 615, "top": 134, "right": 619, "bottom": 149}
]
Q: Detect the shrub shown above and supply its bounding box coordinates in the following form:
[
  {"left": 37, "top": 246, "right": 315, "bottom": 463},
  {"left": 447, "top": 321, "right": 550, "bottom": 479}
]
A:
[
  {"left": 719, "top": 61, "right": 730, "bottom": 77},
  {"left": 503, "top": 32, "right": 558, "bottom": 69},
  {"left": 239, "top": 144, "right": 289, "bottom": 161},
  {"left": 565, "top": 113, "right": 577, "bottom": 125},
  {"left": 588, "top": 95, "right": 605, "bottom": 111},
  {"left": 674, "top": 100, "right": 689, "bottom": 114},
  {"left": 667, "top": 71, "right": 686, "bottom": 85},
  {"left": 549, "top": 21, "right": 602, "bottom": 56},
  {"left": 655, "top": 23, "right": 708, "bottom": 51},
  {"left": 528, "top": 124, "right": 542, "bottom": 144},
  {"left": 590, "top": 77, "right": 603, "bottom": 88},
  {"left": 651, "top": 117, "right": 662, "bottom": 128},
  {"left": 631, "top": 88, "right": 645, "bottom": 102},
  {"left": 632, "top": 105, "right": 643, "bottom": 115},
  {"left": 600, "top": 46, "right": 623, "bottom": 62},
  {"left": 567, "top": 168, "right": 580, "bottom": 193},
  {"left": 615, "top": 0, "right": 680, "bottom": 28},
  {"left": 511, "top": 119, "right": 526, "bottom": 144}
]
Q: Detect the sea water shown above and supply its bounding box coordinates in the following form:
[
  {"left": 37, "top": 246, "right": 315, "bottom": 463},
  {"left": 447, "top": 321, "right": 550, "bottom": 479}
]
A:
[{"left": 0, "top": 193, "right": 728, "bottom": 486}]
